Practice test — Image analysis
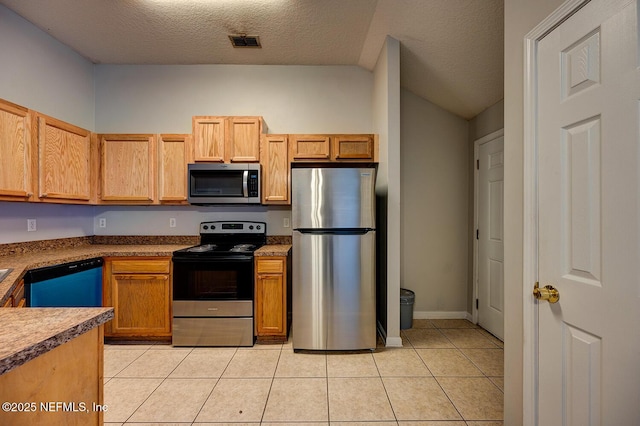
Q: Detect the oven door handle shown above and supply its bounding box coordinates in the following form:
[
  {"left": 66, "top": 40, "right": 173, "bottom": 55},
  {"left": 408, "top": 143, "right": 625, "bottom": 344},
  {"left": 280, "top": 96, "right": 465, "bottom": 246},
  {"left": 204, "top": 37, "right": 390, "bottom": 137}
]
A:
[
  {"left": 242, "top": 170, "right": 248, "bottom": 198},
  {"left": 172, "top": 255, "right": 254, "bottom": 263}
]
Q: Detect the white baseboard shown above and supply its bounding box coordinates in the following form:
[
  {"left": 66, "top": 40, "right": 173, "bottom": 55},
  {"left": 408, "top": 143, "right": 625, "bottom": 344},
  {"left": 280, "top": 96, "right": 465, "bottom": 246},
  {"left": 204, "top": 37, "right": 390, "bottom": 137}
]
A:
[
  {"left": 385, "top": 336, "right": 403, "bottom": 347},
  {"left": 377, "top": 320, "right": 404, "bottom": 348},
  {"left": 413, "top": 311, "right": 473, "bottom": 321}
]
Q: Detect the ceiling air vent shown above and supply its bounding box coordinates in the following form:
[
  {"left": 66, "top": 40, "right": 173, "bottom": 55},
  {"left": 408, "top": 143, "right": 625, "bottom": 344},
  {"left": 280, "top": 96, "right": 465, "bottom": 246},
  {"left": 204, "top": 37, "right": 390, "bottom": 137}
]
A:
[{"left": 229, "top": 35, "right": 261, "bottom": 48}]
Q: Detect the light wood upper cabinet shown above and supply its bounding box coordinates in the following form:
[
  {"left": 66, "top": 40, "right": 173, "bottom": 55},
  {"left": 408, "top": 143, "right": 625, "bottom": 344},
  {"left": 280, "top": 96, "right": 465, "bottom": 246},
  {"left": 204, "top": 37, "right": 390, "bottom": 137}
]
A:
[
  {"left": 290, "top": 134, "right": 377, "bottom": 162},
  {"left": 332, "top": 134, "right": 376, "bottom": 161},
  {"left": 260, "top": 134, "right": 290, "bottom": 205},
  {"left": 103, "top": 257, "right": 172, "bottom": 339},
  {"left": 193, "top": 116, "right": 225, "bottom": 162},
  {"left": 99, "top": 134, "right": 156, "bottom": 203},
  {"left": 37, "top": 113, "right": 95, "bottom": 203},
  {"left": 0, "top": 99, "right": 34, "bottom": 202},
  {"left": 228, "top": 117, "right": 262, "bottom": 162},
  {"left": 158, "top": 134, "right": 192, "bottom": 204},
  {"left": 193, "top": 116, "right": 262, "bottom": 163},
  {"left": 289, "top": 134, "right": 331, "bottom": 161}
]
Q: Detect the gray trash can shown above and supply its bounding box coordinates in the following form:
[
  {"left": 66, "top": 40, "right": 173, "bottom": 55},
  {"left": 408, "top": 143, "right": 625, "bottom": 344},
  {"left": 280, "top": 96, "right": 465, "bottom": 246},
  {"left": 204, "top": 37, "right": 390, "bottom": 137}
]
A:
[{"left": 400, "top": 288, "right": 415, "bottom": 330}]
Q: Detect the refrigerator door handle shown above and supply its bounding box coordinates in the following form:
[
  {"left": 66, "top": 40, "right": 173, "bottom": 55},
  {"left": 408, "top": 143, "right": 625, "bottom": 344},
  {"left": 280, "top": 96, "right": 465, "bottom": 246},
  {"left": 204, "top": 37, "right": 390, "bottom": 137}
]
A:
[{"left": 295, "top": 228, "right": 374, "bottom": 235}]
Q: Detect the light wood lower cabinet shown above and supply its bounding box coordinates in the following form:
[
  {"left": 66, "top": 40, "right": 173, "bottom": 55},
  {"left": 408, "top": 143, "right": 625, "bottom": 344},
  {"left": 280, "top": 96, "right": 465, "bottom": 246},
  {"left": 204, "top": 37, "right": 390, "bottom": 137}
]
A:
[
  {"left": 2, "top": 280, "right": 25, "bottom": 308},
  {"left": 0, "top": 326, "right": 105, "bottom": 426},
  {"left": 255, "top": 255, "right": 291, "bottom": 343},
  {"left": 103, "top": 257, "right": 172, "bottom": 339}
]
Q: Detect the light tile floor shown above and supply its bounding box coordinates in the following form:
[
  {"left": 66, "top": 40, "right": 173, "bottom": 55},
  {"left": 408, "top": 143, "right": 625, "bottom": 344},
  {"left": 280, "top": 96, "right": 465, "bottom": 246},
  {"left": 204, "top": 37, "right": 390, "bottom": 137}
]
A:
[{"left": 104, "top": 319, "right": 503, "bottom": 425}]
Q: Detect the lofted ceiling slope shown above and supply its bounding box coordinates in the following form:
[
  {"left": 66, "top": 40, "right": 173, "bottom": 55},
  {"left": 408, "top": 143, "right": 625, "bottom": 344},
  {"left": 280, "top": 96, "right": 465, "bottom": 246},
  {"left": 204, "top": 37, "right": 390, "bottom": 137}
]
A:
[{"left": 0, "top": 0, "right": 503, "bottom": 120}]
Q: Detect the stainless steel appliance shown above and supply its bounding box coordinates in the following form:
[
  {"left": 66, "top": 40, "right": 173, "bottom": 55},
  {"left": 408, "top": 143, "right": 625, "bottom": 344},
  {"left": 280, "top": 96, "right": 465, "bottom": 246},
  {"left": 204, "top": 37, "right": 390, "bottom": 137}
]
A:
[
  {"left": 292, "top": 167, "right": 377, "bottom": 351},
  {"left": 172, "top": 221, "right": 266, "bottom": 346},
  {"left": 188, "top": 163, "right": 260, "bottom": 205},
  {"left": 24, "top": 258, "right": 103, "bottom": 307}
]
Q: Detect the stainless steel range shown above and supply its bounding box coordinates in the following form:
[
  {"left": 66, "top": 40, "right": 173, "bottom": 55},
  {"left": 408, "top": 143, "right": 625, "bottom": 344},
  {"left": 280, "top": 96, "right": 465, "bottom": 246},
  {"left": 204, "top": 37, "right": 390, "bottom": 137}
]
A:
[{"left": 172, "top": 221, "right": 266, "bottom": 346}]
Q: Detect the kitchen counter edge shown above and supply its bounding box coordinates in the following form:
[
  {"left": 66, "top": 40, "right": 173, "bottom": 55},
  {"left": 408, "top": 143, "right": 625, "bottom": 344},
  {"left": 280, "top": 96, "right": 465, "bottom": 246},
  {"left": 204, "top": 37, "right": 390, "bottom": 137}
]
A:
[
  {"left": 254, "top": 244, "right": 292, "bottom": 257},
  {"left": 0, "top": 307, "right": 114, "bottom": 376}
]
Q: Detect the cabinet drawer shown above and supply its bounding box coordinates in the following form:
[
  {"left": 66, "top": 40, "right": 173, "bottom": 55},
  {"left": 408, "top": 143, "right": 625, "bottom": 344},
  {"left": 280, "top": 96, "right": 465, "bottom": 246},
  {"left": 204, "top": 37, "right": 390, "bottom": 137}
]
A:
[
  {"left": 111, "top": 259, "right": 170, "bottom": 274},
  {"left": 256, "top": 258, "right": 284, "bottom": 274}
]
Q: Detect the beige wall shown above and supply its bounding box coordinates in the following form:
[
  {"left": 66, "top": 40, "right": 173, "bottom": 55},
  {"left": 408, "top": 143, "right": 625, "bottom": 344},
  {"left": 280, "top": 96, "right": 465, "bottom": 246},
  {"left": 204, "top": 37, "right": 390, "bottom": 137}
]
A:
[
  {"left": 373, "top": 36, "right": 402, "bottom": 346},
  {"left": 401, "top": 89, "right": 469, "bottom": 315},
  {"left": 504, "top": 0, "right": 564, "bottom": 424},
  {"left": 467, "top": 100, "right": 505, "bottom": 311}
]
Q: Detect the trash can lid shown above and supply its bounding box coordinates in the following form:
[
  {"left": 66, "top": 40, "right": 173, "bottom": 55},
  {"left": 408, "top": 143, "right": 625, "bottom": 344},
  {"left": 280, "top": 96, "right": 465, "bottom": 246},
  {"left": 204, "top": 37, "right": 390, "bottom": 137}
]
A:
[{"left": 400, "top": 288, "right": 415, "bottom": 303}]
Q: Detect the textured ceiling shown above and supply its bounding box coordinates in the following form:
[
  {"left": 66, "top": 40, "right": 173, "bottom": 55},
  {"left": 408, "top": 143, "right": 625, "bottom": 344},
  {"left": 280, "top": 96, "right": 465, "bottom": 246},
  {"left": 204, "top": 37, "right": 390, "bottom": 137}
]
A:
[{"left": 0, "top": 0, "right": 504, "bottom": 119}]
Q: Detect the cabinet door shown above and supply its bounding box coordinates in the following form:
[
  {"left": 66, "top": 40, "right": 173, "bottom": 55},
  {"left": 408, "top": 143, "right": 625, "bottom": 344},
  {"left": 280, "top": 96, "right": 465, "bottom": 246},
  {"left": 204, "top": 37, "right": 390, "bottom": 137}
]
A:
[
  {"left": 332, "top": 134, "right": 375, "bottom": 161},
  {"left": 261, "top": 135, "right": 290, "bottom": 204},
  {"left": 158, "top": 134, "right": 191, "bottom": 204},
  {"left": 0, "top": 99, "right": 34, "bottom": 201},
  {"left": 256, "top": 273, "right": 285, "bottom": 335},
  {"left": 37, "top": 114, "right": 94, "bottom": 203},
  {"left": 111, "top": 274, "right": 171, "bottom": 336},
  {"left": 290, "top": 134, "right": 331, "bottom": 161},
  {"left": 228, "top": 117, "right": 261, "bottom": 162},
  {"left": 255, "top": 257, "right": 286, "bottom": 337},
  {"left": 100, "top": 134, "right": 156, "bottom": 203},
  {"left": 193, "top": 116, "right": 225, "bottom": 162}
]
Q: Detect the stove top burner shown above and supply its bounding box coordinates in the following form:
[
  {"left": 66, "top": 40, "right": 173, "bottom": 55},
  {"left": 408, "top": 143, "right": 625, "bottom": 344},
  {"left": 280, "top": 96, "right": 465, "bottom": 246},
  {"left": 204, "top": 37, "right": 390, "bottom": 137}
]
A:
[
  {"left": 230, "top": 244, "right": 256, "bottom": 252},
  {"left": 172, "top": 221, "right": 266, "bottom": 258},
  {"left": 186, "top": 244, "right": 217, "bottom": 253}
]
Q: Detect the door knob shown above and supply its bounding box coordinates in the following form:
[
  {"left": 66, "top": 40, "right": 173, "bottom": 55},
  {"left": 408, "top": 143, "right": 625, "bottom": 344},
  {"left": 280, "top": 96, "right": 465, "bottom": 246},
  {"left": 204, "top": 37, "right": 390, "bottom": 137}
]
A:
[{"left": 533, "top": 282, "right": 560, "bottom": 303}]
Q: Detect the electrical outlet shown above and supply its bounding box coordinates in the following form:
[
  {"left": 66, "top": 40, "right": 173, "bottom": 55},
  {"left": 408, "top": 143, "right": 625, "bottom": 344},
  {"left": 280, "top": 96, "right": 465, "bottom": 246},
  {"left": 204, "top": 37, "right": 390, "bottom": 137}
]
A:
[
  {"left": 99, "top": 218, "right": 106, "bottom": 228},
  {"left": 283, "top": 217, "right": 290, "bottom": 228},
  {"left": 27, "top": 219, "right": 37, "bottom": 232},
  {"left": 169, "top": 218, "right": 177, "bottom": 228}
]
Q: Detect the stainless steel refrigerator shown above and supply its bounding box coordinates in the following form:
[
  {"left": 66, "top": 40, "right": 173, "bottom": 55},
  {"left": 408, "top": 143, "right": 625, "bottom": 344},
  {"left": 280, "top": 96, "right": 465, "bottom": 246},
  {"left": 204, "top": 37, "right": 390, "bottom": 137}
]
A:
[{"left": 292, "top": 167, "right": 376, "bottom": 350}]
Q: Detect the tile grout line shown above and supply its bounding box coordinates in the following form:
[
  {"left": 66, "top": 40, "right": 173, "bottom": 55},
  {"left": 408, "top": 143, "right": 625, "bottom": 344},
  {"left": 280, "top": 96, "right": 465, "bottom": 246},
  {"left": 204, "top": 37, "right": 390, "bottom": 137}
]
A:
[
  {"left": 122, "top": 345, "right": 195, "bottom": 424},
  {"left": 429, "top": 327, "right": 468, "bottom": 423},
  {"left": 372, "top": 347, "right": 400, "bottom": 424},
  {"left": 259, "top": 344, "right": 283, "bottom": 424},
  {"left": 190, "top": 346, "right": 239, "bottom": 423}
]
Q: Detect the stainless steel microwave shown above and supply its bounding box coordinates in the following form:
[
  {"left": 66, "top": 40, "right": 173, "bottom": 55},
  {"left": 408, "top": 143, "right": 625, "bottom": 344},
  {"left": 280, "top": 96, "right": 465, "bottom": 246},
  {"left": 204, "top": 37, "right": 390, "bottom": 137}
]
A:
[{"left": 188, "top": 163, "right": 261, "bottom": 204}]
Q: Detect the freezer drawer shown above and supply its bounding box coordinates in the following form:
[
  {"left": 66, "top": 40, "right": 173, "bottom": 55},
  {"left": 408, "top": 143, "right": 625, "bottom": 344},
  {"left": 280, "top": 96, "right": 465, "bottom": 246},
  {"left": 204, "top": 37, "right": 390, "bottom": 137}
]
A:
[
  {"left": 172, "top": 317, "right": 254, "bottom": 347},
  {"left": 292, "top": 230, "right": 376, "bottom": 350}
]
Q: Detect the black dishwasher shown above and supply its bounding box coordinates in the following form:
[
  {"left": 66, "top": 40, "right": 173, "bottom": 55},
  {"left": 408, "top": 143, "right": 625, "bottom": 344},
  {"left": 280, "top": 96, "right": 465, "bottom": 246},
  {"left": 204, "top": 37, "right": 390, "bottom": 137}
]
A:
[{"left": 24, "top": 258, "right": 103, "bottom": 307}]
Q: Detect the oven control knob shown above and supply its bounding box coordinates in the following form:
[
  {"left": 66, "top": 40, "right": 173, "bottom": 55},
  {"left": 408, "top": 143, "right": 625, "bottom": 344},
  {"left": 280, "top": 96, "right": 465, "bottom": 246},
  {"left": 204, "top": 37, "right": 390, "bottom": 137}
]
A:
[
  {"left": 203, "top": 225, "right": 208, "bottom": 230},
  {"left": 257, "top": 225, "right": 261, "bottom": 230},
  {"left": 212, "top": 225, "right": 216, "bottom": 229},
  {"left": 249, "top": 225, "right": 254, "bottom": 230}
]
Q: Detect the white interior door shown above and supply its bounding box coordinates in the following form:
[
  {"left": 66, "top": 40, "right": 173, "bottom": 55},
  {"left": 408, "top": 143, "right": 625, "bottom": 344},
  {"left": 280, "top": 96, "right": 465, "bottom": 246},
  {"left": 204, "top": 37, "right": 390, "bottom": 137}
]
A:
[
  {"left": 536, "top": 0, "right": 640, "bottom": 424},
  {"left": 476, "top": 133, "right": 504, "bottom": 340}
]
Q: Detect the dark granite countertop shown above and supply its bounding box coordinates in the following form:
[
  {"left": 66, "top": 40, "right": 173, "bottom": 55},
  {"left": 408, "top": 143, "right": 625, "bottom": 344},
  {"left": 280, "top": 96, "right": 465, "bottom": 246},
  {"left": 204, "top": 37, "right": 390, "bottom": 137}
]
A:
[
  {"left": 0, "top": 307, "right": 114, "bottom": 376},
  {"left": 0, "top": 243, "right": 192, "bottom": 306},
  {"left": 255, "top": 244, "right": 292, "bottom": 257}
]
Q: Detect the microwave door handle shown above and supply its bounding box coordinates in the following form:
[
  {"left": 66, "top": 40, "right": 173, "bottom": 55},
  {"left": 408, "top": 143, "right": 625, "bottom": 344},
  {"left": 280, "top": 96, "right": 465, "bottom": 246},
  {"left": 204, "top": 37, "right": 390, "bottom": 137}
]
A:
[{"left": 242, "top": 170, "right": 248, "bottom": 197}]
